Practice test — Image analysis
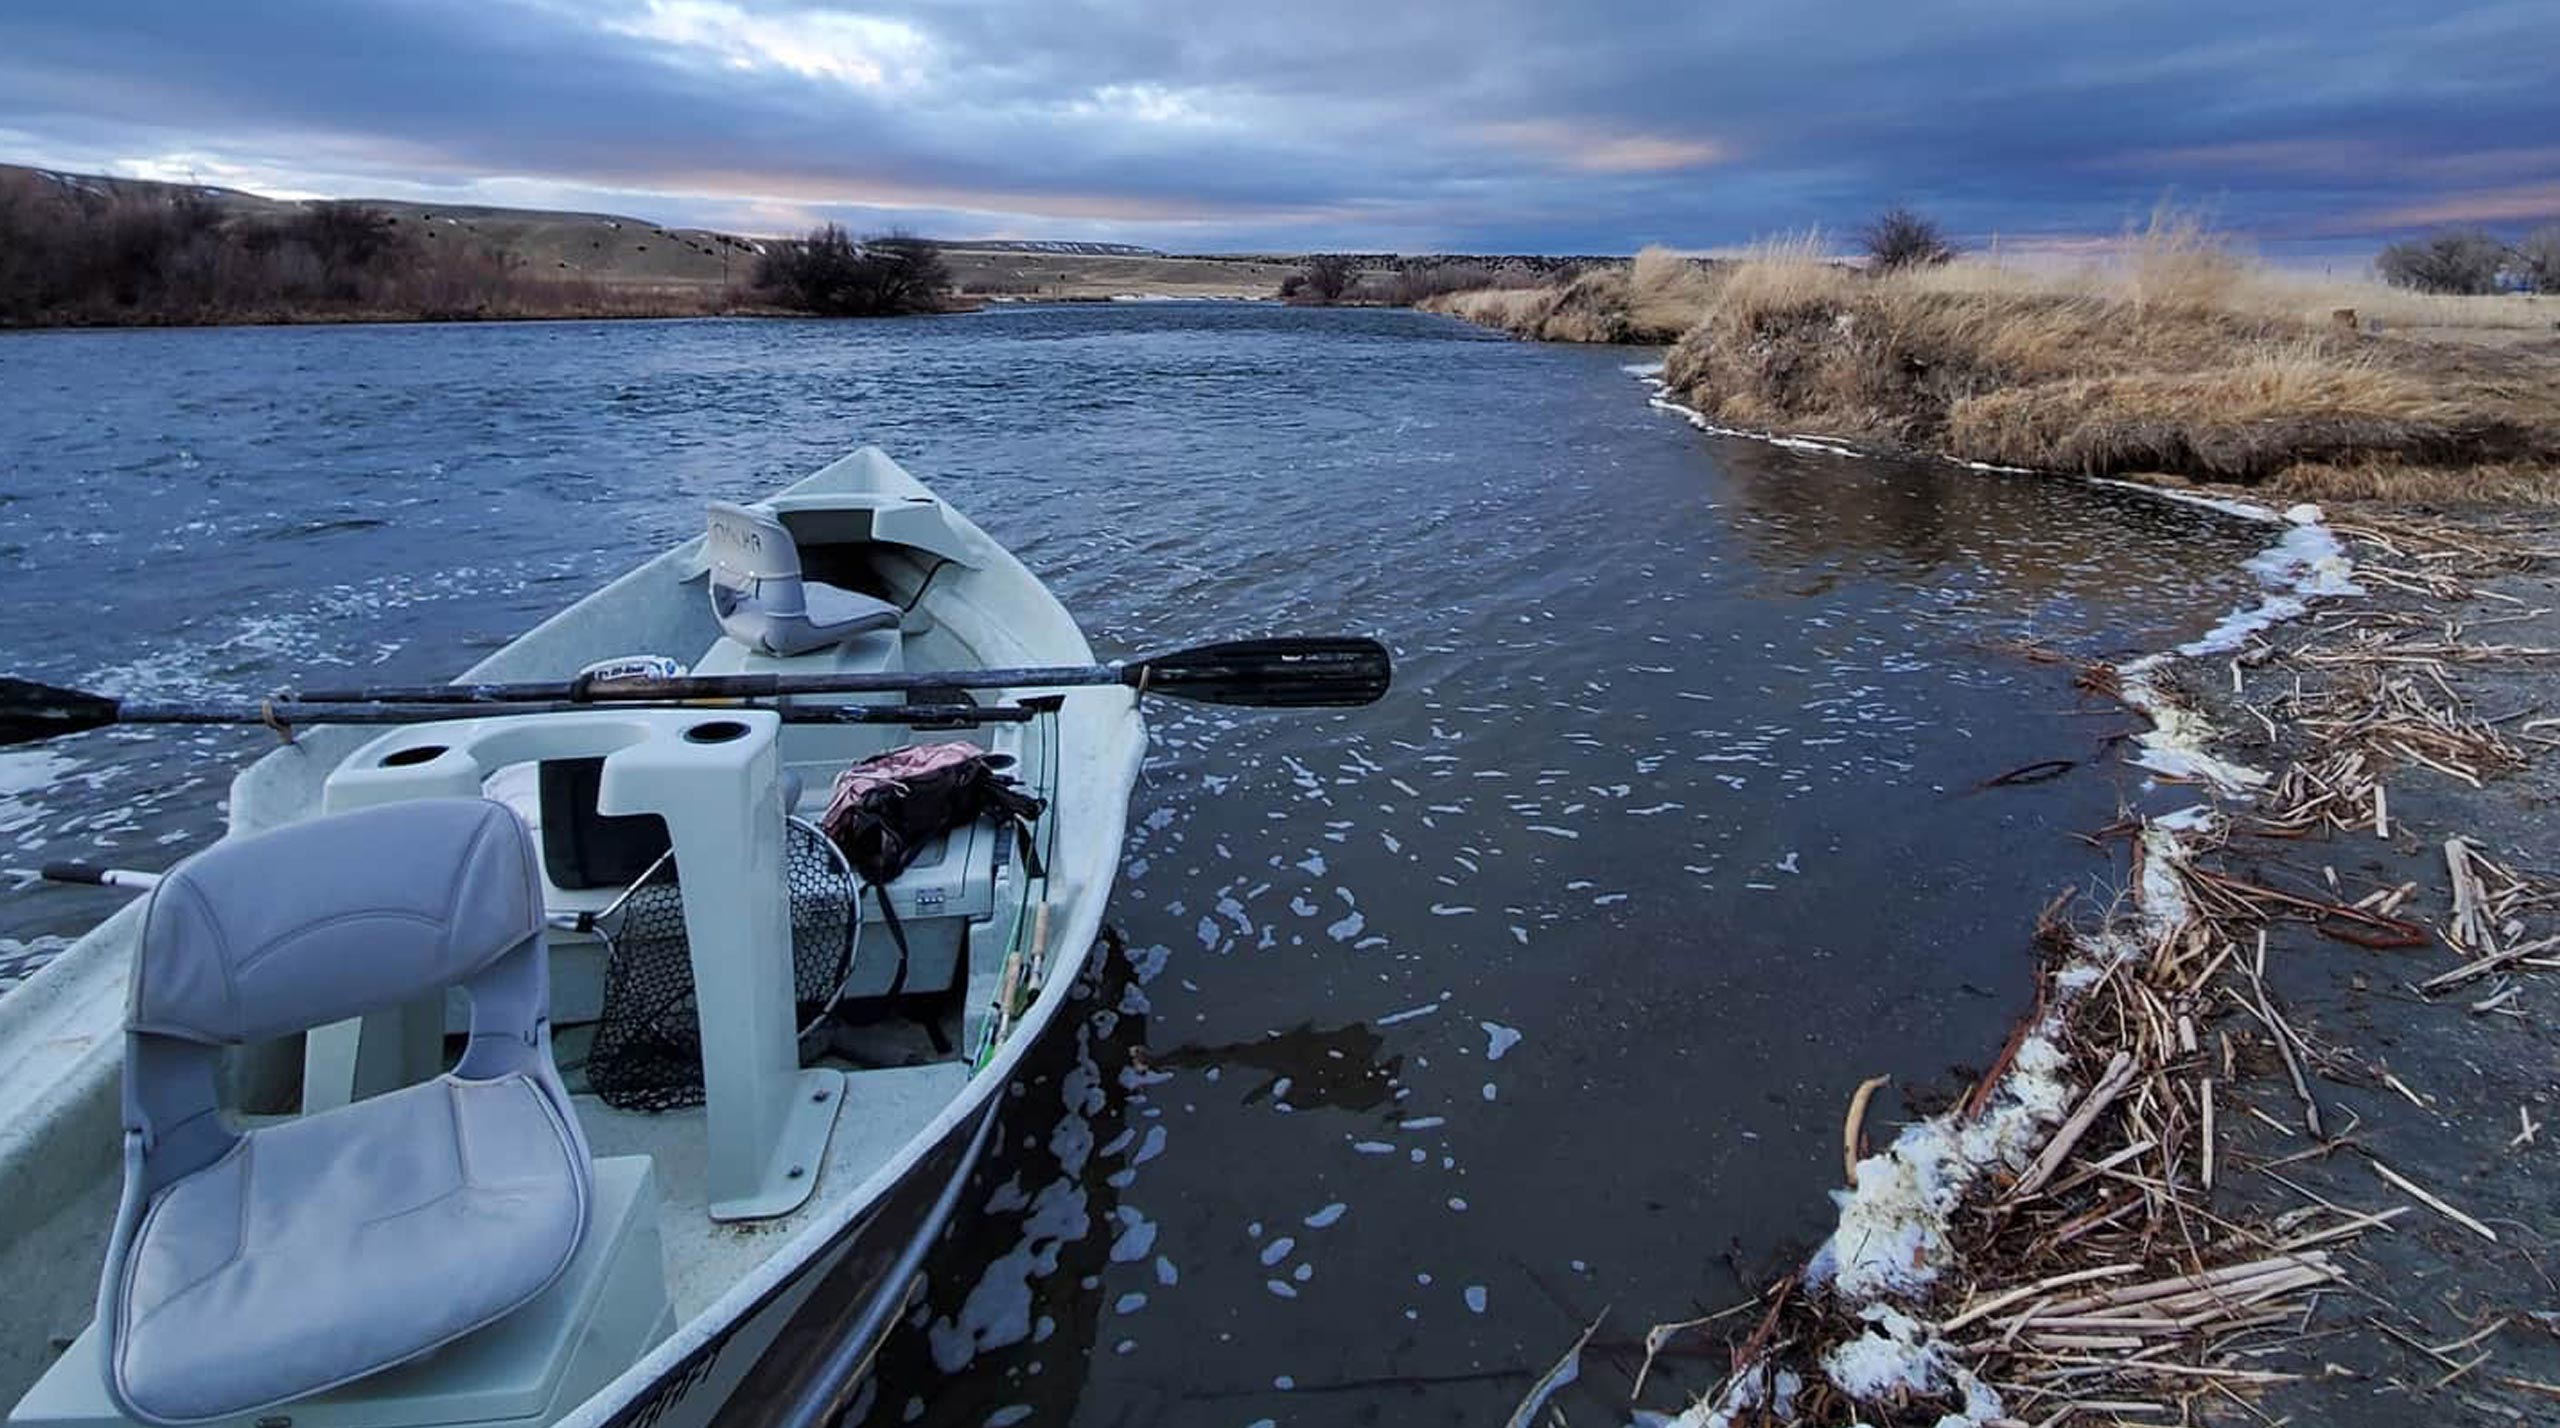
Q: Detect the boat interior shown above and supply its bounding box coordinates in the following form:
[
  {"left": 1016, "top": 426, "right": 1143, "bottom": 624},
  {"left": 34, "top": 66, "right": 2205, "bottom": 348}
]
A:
[{"left": 4, "top": 479, "right": 1070, "bottom": 1428}]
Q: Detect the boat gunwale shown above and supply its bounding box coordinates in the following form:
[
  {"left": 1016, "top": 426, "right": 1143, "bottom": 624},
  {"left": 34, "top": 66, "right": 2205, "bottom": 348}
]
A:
[{"left": 0, "top": 446, "right": 1148, "bottom": 1428}]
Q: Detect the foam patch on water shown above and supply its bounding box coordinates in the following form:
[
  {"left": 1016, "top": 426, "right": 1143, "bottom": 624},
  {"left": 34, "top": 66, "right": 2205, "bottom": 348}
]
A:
[
  {"left": 2117, "top": 656, "right": 2270, "bottom": 793},
  {"left": 1665, "top": 1368, "right": 1802, "bottom": 1428},
  {"left": 1761, "top": 517, "right": 2349, "bottom": 1422},
  {"left": 0, "top": 934, "right": 76, "bottom": 993},
  {"left": 2117, "top": 501, "right": 2355, "bottom": 793},
  {"left": 1767, "top": 502, "right": 2349, "bottom": 1423},
  {"left": 2176, "top": 506, "right": 2361, "bottom": 658},
  {"left": 0, "top": 750, "right": 82, "bottom": 841},
  {"left": 1785, "top": 815, "right": 2193, "bottom": 1423},
  {"left": 1647, "top": 393, "right": 1866, "bottom": 459}
]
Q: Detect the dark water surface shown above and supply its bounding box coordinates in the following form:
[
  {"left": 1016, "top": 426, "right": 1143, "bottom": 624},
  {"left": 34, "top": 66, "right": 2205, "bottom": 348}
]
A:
[{"left": 0, "top": 306, "right": 2271, "bottom": 1422}]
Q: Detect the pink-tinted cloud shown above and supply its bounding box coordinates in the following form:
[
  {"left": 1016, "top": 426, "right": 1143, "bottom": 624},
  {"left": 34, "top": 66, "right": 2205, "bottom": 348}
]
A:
[
  {"left": 1477, "top": 120, "right": 1729, "bottom": 175},
  {"left": 2347, "top": 181, "right": 2560, "bottom": 231}
]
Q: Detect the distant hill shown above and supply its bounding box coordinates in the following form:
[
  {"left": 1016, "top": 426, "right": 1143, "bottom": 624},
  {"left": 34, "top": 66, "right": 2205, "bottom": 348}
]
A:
[
  {"left": 3, "top": 164, "right": 763, "bottom": 291},
  {"left": 933, "top": 239, "right": 1163, "bottom": 257},
  {"left": 12, "top": 163, "right": 1658, "bottom": 314}
]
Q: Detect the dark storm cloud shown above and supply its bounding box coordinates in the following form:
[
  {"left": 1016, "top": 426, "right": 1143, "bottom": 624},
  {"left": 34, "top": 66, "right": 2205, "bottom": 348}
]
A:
[{"left": 1, "top": 0, "right": 2553, "bottom": 253}]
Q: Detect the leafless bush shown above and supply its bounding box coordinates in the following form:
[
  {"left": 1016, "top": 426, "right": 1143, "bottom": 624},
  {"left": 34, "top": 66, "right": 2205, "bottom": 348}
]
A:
[
  {"left": 1358, "top": 260, "right": 1543, "bottom": 306},
  {"left": 1859, "top": 206, "right": 1956, "bottom": 270},
  {"left": 0, "top": 173, "right": 650, "bottom": 325},
  {"left": 2377, "top": 230, "right": 2512, "bottom": 295},
  {"left": 1281, "top": 252, "right": 1360, "bottom": 304},
  {"left": 754, "top": 225, "right": 954, "bottom": 315},
  {"left": 2515, "top": 223, "right": 2560, "bottom": 295}
]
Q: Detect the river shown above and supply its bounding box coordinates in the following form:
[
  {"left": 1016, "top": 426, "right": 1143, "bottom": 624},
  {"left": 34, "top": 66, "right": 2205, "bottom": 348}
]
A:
[{"left": 0, "top": 304, "right": 2274, "bottom": 1422}]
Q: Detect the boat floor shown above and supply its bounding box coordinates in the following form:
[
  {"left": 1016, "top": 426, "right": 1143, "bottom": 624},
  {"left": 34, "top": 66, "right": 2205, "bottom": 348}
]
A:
[
  {"left": 0, "top": 1063, "right": 968, "bottom": 1411},
  {"left": 577, "top": 1063, "right": 967, "bottom": 1321}
]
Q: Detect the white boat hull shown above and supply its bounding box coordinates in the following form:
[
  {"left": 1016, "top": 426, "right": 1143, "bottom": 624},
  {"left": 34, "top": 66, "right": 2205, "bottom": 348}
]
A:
[{"left": 0, "top": 448, "right": 1146, "bottom": 1428}]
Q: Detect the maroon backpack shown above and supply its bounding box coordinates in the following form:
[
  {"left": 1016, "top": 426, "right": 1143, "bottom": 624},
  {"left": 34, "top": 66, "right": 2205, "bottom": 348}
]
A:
[{"left": 818, "top": 741, "right": 1045, "bottom": 1003}]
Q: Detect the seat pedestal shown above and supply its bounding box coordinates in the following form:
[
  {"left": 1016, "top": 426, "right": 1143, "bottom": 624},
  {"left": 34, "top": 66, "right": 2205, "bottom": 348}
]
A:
[{"left": 318, "top": 710, "right": 841, "bottom": 1222}]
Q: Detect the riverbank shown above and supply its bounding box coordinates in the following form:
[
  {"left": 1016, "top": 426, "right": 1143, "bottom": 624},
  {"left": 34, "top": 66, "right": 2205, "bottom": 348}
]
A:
[
  {"left": 1421, "top": 233, "right": 2560, "bottom": 1420},
  {"left": 1628, "top": 495, "right": 2560, "bottom": 1427},
  {"left": 1426, "top": 241, "right": 2560, "bottom": 507},
  {"left": 1462, "top": 327, "right": 2560, "bottom": 1423}
]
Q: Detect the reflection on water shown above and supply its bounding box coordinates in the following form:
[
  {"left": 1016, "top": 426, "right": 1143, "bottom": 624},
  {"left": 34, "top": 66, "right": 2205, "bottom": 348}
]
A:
[{"left": 0, "top": 306, "right": 2274, "bottom": 1421}]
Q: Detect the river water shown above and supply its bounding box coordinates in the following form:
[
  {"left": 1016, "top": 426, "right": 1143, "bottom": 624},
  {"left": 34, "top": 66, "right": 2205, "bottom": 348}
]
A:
[{"left": 0, "top": 305, "right": 2273, "bottom": 1422}]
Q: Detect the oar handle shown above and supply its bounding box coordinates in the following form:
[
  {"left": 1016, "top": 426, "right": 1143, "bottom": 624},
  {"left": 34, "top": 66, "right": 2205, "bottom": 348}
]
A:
[{"left": 31, "top": 862, "right": 163, "bottom": 891}]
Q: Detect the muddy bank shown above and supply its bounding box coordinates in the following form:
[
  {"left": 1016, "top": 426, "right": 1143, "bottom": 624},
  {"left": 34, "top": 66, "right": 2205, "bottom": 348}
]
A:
[
  {"left": 2181, "top": 513, "right": 2560, "bottom": 1425},
  {"left": 1662, "top": 505, "right": 2560, "bottom": 1427}
]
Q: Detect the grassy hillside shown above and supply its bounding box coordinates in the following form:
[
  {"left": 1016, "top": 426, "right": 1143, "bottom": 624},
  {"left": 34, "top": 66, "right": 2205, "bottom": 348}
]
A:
[{"left": 0, "top": 167, "right": 1689, "bottom": 317}]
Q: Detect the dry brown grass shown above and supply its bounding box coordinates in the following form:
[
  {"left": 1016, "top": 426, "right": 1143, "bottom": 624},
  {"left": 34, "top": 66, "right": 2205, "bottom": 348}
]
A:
[
  {"left": 1425, "top": 285, "right": 1561, "bottom": 332},
  {"left": 2269, "top": 461, "right": 2560, "bottom": 506},
  {"left": 1626, "top": 244, "right": 1714, "bottom": 333},
  {"left": 1419, "top": 245, "right": 1709, "bottom": 343},
  {"left": 1422, "top": 211, "right": 2560, "bottom": 504},
  {"left": 1899, "top": 257, "right": 2553, "bottom": 337},
  {"left": 1418, "top": 216, "right": 2560, "bottom": 503}
]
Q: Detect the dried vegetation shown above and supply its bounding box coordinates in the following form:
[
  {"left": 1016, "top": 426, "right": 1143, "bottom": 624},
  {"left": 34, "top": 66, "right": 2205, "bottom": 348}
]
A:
[
  {"left": 1430, "top": 217, "right": 2560, "bottom": 504},
  {"left": 1635, "top": 515, "right": 2560, "bottom": 1426},
  {"left": 1422, "top": 245, "right": 1712, "bottom": 343},
  {"left": 0, "top": 167, "right": 739, "bottom": 326}
]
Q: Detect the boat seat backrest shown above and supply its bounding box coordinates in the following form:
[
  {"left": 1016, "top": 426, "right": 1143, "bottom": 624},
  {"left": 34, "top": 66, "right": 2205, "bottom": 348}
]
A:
[
  {"left": 101, "top": 799, "right": 593, "bottom": 1426},
  {"left": 706, "top": 500, "right": 901, "bottom": 658}
]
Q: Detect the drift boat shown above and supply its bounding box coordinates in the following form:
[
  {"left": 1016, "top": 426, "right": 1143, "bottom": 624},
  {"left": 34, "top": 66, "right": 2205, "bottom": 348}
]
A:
[{"left": 0, "top": 447, "right": 1383, "bottom": 1428}]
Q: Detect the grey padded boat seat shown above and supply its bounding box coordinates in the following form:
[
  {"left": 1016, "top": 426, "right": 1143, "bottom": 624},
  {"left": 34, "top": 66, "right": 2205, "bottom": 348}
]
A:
[
  {"left": 101, "top": 799, "right": 592, "bottom": 1426},
  {"left": 705, "top": 500, "right": 901, "bottom": 657}
]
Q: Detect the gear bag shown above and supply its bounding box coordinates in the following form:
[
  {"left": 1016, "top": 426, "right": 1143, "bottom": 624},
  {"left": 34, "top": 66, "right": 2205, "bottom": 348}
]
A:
[{"left": 819, "top": 741, "right": 1046, "bottom": 1004}]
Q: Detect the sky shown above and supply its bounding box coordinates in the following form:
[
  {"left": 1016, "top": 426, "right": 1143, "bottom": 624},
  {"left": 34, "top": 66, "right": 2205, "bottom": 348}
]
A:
[{"left": 2, "top": 0, "right": 2555, "bottom": 261}]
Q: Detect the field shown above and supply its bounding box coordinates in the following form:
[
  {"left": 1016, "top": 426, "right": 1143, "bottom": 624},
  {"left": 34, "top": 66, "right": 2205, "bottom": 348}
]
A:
[{"left": 939, "top": 249, "right": 1290, "bottom": 300}]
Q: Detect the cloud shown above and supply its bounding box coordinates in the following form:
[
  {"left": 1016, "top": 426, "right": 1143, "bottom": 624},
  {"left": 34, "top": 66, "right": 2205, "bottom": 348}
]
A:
[
  {"left": 2350, "top": 181, "right": 2560, "bottom": 231},
  {"left": 598, "top": 0, "right": 935, "bottom": 91},
  {"left": 1478, "top": 120, "right": 1729, "bottom": 175},
  {"left": 0, "top": 0, "right": 2552, "bottom": 253}
]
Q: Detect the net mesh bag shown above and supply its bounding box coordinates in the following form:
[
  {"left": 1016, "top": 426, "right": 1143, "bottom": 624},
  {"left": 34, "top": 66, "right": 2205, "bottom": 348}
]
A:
[{"left": 586, "top": 818, "right": 857, "bottom": 1111}]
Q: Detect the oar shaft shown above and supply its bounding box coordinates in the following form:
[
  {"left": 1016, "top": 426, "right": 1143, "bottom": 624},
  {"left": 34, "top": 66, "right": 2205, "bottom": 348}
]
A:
[
  {"left": 0, "top": 638, "right": 1385, "bottom": 747},
  {"left": 277, "top": 665, "right": 1127, "bottom": 706},
  {"left": 102, "top": 699, "right": 1040, "bottom": 729}
]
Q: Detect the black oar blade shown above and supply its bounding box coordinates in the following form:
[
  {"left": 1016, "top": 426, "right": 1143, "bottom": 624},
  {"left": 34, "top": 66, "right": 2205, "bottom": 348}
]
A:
[
  {"left": 1131, "top": 637, "right": 1392, "bottom": 708},
  {"left": 0, "top": 678, "right": 120, "bottom": 748}
]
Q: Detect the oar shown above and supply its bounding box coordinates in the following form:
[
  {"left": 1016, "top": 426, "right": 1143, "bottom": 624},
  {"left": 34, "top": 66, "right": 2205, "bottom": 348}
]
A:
[
  {"left": 7, "top": 862, "right": 163, "bottom": 892},
  {"left": 0, "top": 692, "right": 1043, "bottom": 747},
  {"left": 0, "top": 637, "right": 1390, "bottom": 747}
]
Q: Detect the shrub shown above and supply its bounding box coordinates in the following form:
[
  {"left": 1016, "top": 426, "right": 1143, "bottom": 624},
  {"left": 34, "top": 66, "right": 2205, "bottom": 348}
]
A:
[
  {"left": 0, "top": 174, "right": 714, "bottom": 325},
  {"left": 2515, "top": 223, "right": 2560, "bottom": 295},
  {"left": 2377, "top": 230, "right": 2511, "bottom": 295},
  {"left": 753, "top": 225, "right": 953, "bottom": 316},
  {"left": 1859, "top": 207, "right": 1956, "bottom": 271},
  {"left": 2123, "top": 206, "right": 2246, "bottom": 312},
  {"left": 1357, "top": 260, "right": 1540, "bottom": 306},
  {"left": 1284, "top": 253, "right": 1359, "bottom": 304}
]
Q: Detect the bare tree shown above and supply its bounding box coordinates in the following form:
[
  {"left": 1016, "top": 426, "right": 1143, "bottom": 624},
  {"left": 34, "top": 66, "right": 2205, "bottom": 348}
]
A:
[
  {"left": 2376, "top": 230, "right": 2511, "bottom": 295},
  {"left": 754, "top": 225, "right": 953, "bottom": 315},
  {"left": 1859, "top": 207, "right": 1957, "bottom": 270},
  {"left": 2514, "top": 223, "right": 2560, "bottom": 295},
  {"left": 1284, "top": 253, "right": 1359, "bottom": 304}
]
